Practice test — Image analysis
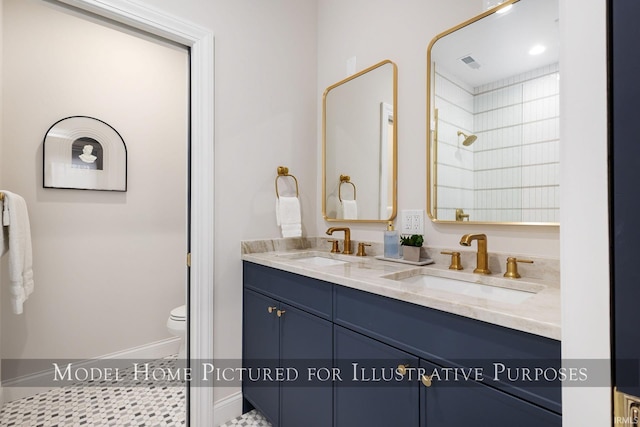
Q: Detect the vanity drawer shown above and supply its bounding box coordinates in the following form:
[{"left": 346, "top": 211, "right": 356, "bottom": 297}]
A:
[
  {"left": 420, "top": 359, "right": 561, "bottom": 427},
  {"left": 333, "top": 285, "right": 561, "bottom": 414},
  {"left": 243, "top": 262, "right": 333, "bottom": 319}
]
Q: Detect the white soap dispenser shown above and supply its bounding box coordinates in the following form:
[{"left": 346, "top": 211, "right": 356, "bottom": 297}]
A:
[{"left": 383, "top": 222, "right": 400, "bottom": 259}]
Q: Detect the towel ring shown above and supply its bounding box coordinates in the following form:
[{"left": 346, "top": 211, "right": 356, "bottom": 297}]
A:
[
  {"left": 275, "top": 166, "right": 299, "bottom": 198},
  {"left": 338, "top": 175, "right": 356, "bottom": 202},
  {"left": 0, "top": 192, "right": 4, "bottom": 201}
]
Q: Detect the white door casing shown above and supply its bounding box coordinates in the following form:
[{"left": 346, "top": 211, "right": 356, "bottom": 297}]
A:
[{"left": 52, "top": 1, "right": 215, "bottom": 426}]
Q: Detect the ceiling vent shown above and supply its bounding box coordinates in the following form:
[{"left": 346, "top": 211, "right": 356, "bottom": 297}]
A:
[{"left": 460, "top": 55, "right": 481, "bottom": 69}]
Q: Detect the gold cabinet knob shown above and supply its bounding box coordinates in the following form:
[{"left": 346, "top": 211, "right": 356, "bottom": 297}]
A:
[
  {"left": 421, "top": 374, "right": 433, "bottom": 387},
  {"left": 397, "top": 364, "right": 410, "bottom": 376},
  {"left": 357, "top": 242, "right": 371, "bottom": 256},
  {"left": 277, "top": 309, "right": 286, "bottom": 317},
  {"left": 328, "top": 239, "right": 340, "bottom": 253},
  {"left": 503, "top": 257, "right": 534, "bottom": 279},
  {"left": 441, "top": 251, "right": 463, "bottom": 270},
  {"left": 267, "top": 306, "right": 277, "bottom": 314}
]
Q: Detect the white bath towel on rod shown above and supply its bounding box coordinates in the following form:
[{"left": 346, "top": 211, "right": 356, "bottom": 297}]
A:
[{"left": 0, "top": 190, "right": 34, "bottom": 314}]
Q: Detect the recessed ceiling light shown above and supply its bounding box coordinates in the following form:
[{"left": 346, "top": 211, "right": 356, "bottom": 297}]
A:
[
  {"left": 529, "top": 44, "right": 546, "bottom": 55},
  {"left": 496, "top": 4, "right": 513, "bottom": 14}
]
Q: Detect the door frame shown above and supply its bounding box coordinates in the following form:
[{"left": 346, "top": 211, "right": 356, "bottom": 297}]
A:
[{"left": 53, "top": 1, "right": 215, "bottom": 425}]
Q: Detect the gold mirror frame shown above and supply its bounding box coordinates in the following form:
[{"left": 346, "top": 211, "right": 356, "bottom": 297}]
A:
[
  {"left": 426, "top": 0, "right": 560, "bottom": 226},
  {"left": 323, "top": 60, "right": 398, "bottom": 223}
]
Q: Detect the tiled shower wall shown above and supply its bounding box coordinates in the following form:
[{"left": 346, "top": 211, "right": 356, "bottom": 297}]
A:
[
  {"left": 433, "top": 71, "right": 475, "bottom": 221},
  {"left": 473, "top": 63, "right": 559, "bottom": 222},
  {"left": 435, "top": 63, "right": 560, "bottom": 222}
]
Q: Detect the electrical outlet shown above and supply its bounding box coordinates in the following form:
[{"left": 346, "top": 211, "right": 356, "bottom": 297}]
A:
[{"left": 401, "top": 209, "right": 425, "bottom": 235}]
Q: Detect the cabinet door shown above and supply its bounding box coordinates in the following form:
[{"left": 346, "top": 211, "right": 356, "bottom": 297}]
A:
[
  {"left": 280, "top": 303, "right": 333, "bottom": 427},
  {"left": 611, "top": 0, "right": 640, "bottom": 400},
  {"left": 243, "top": 289, "right": 280, "bottom": 425},
  {"left": 334, "top": 325, "right": 419, "bottom": 427},
  {"left": 419, "top": 359, "right": 561, "bottom": 427}
]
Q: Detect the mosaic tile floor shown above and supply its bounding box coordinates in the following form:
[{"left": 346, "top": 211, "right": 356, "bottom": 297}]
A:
[
  {"left": 220, "top": 409, "right": 271, "bottom": 427},
  {"left": 0, "top": 357, "right": 186, "bottom": 427}
]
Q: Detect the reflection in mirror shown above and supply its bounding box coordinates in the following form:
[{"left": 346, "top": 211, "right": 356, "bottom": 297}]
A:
[
  {"left": 427, "top": 0, "right": 559, "bottom": 225},
  {"left": 323, "top": 60, "right": 397, "bottom": 222}
]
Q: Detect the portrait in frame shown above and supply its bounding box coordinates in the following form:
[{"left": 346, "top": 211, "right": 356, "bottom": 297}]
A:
[{"left": 43, "top": 116, "right": 127, "bottom": 192}]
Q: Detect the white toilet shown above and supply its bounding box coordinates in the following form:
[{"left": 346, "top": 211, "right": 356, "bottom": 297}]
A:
[{"left": 166, "top": 305, "right": 187, "bottom": 359}]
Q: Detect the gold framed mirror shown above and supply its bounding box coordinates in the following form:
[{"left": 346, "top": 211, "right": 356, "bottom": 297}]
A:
[
  {"left": 323, "top": 60, "right": 397, "bottom": 223},
  {"left": 427, "top": 0, "right": 559, "bottom": 225}
]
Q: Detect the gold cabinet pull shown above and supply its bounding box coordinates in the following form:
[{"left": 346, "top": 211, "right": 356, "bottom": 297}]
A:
[
  {"left": 421, "top": 374, "right": 432, "bottom": 387},
  {"left": 267, "top": 306, "right": 277, "bottom": 314},
  {"left": 397, "top": 364, "right": 410, "bottom": 376},
  {"left": 277, "top": 309, "right": 286, "bottom": 317}
]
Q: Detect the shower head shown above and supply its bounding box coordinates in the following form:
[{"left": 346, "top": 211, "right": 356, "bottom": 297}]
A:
[{"left": 457, "top": 131, "right": 477, "bottom": 146}]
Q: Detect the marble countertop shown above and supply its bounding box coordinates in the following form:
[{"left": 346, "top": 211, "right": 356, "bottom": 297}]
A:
[{"left": 241, "top": 240, "right": 560, "bottom": 341}]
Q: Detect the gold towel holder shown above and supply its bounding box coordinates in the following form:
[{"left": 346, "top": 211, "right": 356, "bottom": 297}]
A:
[
  {"left": 275, "top": 166, "right": 299, "bottom": 198},
  {"left": 0, "top": 192, "right": 4, "bottom": 201},
  {"left": 338, "top": 175, "right": 356, "bottom": 202}
]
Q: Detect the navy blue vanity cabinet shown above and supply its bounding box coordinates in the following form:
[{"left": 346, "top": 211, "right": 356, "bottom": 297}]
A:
[
  {"left": 242, "top": 263, "right": 333, "bottom": 427},
  {"left": 333, "top": 285, "right": 561, "bottom": 415},
  {"left": 243, "top": 261, "right": 561, "bottom": 426},
  {"left": 419, "top": 359, "right": 561, "bottom": 426},
  {"left": 243, "top": 289, "right": 281, "bottom": 425},
  {"left": 334, "top": 325, "right": 420, "bottom": 427},
  {"left": 279, "top": 302, "right": 332, "bottom": 427}
]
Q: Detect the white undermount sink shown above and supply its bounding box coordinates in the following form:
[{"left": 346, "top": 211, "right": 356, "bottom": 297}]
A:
[
  {"left": 387, "top": 272, "right": 543, "bottom": 304},
  {"left": 294, "top": 256, "right": 348, "bottom": 267},
  {"left": 276, "top": 251, "right": 350, "bottom": 266}
]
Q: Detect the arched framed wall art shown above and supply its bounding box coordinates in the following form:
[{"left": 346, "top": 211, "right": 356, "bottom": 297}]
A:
[{"left": 43, "top": 116, "right": 127, "bottom": 191}]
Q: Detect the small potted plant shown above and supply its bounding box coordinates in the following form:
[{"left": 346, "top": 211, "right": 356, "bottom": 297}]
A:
[{"left": 400, "top": 234, "right": 424, "bottom": 262}]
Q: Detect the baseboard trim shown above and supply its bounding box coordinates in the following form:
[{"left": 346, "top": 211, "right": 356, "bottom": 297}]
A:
[
  {"left": 213, "top": 391, "right": 243, "bottom": 427},
  {"left": 2, "top": 337, "right": 181, "bottom": 402}
]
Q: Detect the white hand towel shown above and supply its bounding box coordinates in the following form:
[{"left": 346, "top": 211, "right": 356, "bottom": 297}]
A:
[
  {"left": 276, "top": 196, "right": 302, "bottom": 238},
  {"left": 281, "top": 223, "right": 302, "bottom": 238},
  {"left": 341, "top": 200, "right": 358, "bottom": 220},
  {"left": 1, "top": 191, "right": 34, "bottom": 314}
]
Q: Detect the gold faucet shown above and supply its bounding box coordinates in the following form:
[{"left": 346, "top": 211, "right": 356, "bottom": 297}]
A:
[
  {"left": 504, "top": 257, "right": 534, "bottom": 279},
  {"left": 326, "top": 227, "right": 352, "bottom": 254},
  {"left": 459, "top": 233, "right": 491, "bottom": 274},
  {"left": 455, "top": 208, "right": 470, "bottom": 222}
]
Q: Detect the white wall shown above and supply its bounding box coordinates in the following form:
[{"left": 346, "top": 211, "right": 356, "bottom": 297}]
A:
[
  {"left": 560, "top": 0, "right": 611, "bottom": 425},
  {"left": 1, "top": 0, "right": 187, "bottom": 363},
  {"left": 131, "top": 0, "right": 319, "bottom": 406}
]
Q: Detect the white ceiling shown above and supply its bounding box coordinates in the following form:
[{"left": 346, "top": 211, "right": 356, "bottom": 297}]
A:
[{"left": 432, "top": 0, "right": 559, "bottom": 88}]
